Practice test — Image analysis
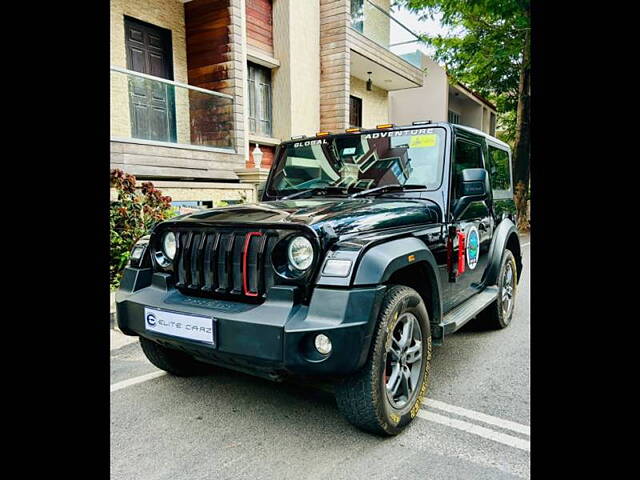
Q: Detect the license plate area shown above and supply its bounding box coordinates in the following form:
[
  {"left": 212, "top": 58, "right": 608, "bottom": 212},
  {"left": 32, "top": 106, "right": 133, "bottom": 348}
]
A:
[{"left": 144, "top": 307, "right": 216, "bottom": 347}]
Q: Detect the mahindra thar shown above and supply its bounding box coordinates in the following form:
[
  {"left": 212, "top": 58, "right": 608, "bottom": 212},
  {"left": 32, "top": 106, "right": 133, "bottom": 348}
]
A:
[{"left": 116, "top": 122, "right": 522, "bottom": 436}]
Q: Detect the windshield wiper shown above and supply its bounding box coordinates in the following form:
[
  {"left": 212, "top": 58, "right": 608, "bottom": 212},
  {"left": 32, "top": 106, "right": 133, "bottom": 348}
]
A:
[
  {"left": 280, "top": 186, "right": 348, "bottom": 200},
  {"left": 349, "top": 184, "right": 425, "bottom": 198}
]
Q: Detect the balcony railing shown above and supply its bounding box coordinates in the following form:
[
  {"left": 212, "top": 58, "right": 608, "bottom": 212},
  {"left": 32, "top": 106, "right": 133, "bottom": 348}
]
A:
[
  {"left": 350, "top": 0, "right": 424, "bottom": 69},
  {"left": 110, "top": 66, "right": 235, "bottom": 152}
]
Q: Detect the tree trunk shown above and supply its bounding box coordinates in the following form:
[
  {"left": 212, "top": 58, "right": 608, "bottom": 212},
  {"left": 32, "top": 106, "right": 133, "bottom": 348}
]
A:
[{"left": 512, "top": 26, "right": 531, "bottom": 231}]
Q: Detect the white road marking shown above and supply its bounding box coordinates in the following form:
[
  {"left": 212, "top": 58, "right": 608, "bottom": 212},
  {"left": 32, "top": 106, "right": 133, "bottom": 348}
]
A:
[
  {"left": 111, "top": 372, "right": 531, "bottom": 452},
  {"left": 417, "top": 409, "right": 530, "bottom": 452},
  {"left": 110, "top": 370, "right": 167, "bottom": 393},
  {"left": 423, "top": 398, "right": 530, "bottom": 436}
]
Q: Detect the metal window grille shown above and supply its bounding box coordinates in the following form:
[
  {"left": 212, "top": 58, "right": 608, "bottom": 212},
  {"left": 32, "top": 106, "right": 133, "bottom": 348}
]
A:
[{"left": 448, "top": 110, "right": 461, "bottom": 124}]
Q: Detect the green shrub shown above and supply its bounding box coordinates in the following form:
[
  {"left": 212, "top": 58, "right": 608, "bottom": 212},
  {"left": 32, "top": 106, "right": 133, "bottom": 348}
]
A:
[{"left": 110, "top": 169, "right": 176, "bottom": 290}]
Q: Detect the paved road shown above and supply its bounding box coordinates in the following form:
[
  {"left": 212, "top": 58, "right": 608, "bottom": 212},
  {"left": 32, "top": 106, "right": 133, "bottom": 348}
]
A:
[{"left": 111, "top": 236, "right": 530, "bottom": 480}]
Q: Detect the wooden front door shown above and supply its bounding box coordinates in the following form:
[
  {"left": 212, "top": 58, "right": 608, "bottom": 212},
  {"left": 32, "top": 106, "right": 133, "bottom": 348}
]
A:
[{"left": 125, "top": 16, "right": 177, "bottom": 143}]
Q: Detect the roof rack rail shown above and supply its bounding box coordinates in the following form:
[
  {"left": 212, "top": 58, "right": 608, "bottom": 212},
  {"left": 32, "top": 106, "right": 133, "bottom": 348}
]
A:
[
  {"left": 412, "top": 120, "right": 432, "bottom": 125},
  {"left": 290, "top": 135, "right": 307, "bottom": 140}
]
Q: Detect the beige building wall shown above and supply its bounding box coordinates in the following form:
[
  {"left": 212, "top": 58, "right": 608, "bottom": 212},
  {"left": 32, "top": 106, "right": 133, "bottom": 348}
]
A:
[
  {"left": 151, "top": 181, "right": 257, "bottom": 204},
  {"left": 272, "top": 0, "right": 321, "bottom": 140},
  {"left": 363, "top": 0, "right": 391, "bottom": 47},
  {"left": 389, "top": 54, "right": 448, "bottom": 125},
  {"left": 110, "top": 0, "right": 190, "bottom": 144},
  {"left": 482, "top": 107, "right": 491, "bottom": 134},
  {"left": 448, "top": 94, "right": 483, "bottom": 129},
  {"left": 350, "top": 76, "right": 388, "bottom": 128},
  {"left": 110, "top": 182, "right": 257, "bottom": 204}
]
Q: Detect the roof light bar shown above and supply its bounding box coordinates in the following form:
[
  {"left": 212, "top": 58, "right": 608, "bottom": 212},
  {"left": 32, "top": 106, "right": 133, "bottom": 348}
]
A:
[
  {"left": 412, "top": 120, "right": 432, "bottom": 125},
  {"left": 316, "top": 131, "right": 330, "bottom": 137},
  {"left": 345, "top": 128, "right": 360, "bottom": 133},
  {"left": 376, "top": 123, "right": 395, "bottom": 129},
  {"left": 290, "top": 135, "right": 307, "bottom": 140}
]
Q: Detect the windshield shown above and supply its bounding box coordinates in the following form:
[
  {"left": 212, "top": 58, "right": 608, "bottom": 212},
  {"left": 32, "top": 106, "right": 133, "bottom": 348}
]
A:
[{"left": 266, "top": 127, "right": 446, "bottom": 197}]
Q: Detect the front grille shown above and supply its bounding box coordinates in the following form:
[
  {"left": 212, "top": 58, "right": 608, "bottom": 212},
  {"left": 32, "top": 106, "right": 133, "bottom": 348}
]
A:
[{"left": 170, "top": 229, "right": 278, "bottom": 300}]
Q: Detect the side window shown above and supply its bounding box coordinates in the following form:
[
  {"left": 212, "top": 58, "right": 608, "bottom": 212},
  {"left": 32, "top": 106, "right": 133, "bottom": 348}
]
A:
[
  {"left": 453, "top": 139, "right": 483, "bottom": 198},
  {"left": 248, "top": 62, "right": 273, "bottom": 137},
  {"left": 487, "top": 146, "right": 511, "bottom": 192}
]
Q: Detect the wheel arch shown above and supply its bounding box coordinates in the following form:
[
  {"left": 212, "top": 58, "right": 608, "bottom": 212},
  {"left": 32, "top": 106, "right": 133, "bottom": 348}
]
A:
[
  {"left": 484, "top": 219, "right": 523, "bottom": 285},
  {"left": 352, "top": 236, "right": 443, "bottom": 326},
  {"left": 506, "top": 231, "right": 523, "bottom": 281},
  {"left": 385, "top": 261, "right": 442, "bottom": 328}
]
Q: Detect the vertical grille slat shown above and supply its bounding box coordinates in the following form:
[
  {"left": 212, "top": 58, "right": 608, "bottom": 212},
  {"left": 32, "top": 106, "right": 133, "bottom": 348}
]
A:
[
  {"left": 188, "top": 233, "right": 206, "bottom": 289},
  {"left": 215, "top": 233, "right": 234, "bottom": 294},
  {"left": 231, "top": 233, "right": 244, "bottom": 295},
  {"left": 176, "top": 231, "right": 194, "bottom": 288},
  {"left": 173, "top": 231, "right": 184, "bottom": 287},
  {"left": 242, "top": 232, "right": 265, "bottom": 296},
  {"left": 202, "top": 233, "right": 219, "bottom": 292}
]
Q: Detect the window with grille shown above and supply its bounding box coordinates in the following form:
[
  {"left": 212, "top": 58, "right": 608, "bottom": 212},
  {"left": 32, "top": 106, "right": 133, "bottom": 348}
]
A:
[
  {"left": 248, "top": 62, "right": 272, "bottom": 137},
  {"left": 448, "top": 110, "right": 461, "bottom": 124}
]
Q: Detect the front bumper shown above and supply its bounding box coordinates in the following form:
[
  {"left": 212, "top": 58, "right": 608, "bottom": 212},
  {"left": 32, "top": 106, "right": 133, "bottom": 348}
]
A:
[{"left": 116, "top": 267, "right": 386, "bottom": 379}]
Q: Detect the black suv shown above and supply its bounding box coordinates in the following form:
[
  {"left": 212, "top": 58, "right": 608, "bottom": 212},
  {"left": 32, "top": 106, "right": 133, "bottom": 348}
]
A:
[{"left": 116, "top": 122, "right": 522, "bottom": 436}]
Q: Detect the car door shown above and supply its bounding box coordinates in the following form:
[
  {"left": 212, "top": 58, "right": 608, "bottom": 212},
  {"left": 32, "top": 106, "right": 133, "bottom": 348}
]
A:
[{"left": 445, "top": 131, "right": 495, "bottom": 310}]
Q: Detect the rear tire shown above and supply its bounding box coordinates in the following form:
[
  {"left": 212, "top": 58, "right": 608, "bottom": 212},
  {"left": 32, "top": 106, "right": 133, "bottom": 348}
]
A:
[
  {"left": 139, "top": 337, "right": 209, "bottom": 377},
  {"left": 334, "top": 285, "right": 432, "bottom": 436},
  {"left": 475, "top": 249, "right": 518, "bottom": 329}
]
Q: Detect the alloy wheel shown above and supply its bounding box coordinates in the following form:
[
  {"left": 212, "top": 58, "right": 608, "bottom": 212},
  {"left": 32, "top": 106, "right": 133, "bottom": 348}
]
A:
[
  {"left": 501, "top": 262, "right": 515, "bottom": 320},
  {"left": 384, "top": 312, "right": 423, "bottom": 409}
]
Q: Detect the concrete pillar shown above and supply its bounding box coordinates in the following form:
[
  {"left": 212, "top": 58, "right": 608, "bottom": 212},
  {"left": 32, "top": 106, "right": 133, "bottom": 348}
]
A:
[
  {"left": 272, "top": 0, "right": 321, "bottom": 140},
  {"left": 319, "top": 0, "right": 350, "bottom": 132}
]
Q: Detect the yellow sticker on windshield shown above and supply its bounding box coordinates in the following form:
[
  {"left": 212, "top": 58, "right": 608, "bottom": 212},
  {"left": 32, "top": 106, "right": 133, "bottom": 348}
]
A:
[{"left": 409, "top": 134, "right": 437, "bottom": 148}]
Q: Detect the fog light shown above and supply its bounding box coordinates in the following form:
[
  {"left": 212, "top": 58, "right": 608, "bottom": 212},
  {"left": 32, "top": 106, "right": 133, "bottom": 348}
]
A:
[{"left": 314, "top": 334, "right": 332, "bottom": 355}]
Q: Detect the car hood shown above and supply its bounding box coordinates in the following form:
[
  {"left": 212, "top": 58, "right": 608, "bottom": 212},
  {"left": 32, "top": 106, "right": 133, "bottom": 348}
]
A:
[{"left": 166, "top": 198, "right": 441, "bottom": 236}]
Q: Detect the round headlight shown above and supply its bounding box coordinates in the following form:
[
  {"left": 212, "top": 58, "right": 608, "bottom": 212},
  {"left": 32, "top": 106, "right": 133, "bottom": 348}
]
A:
[
  {"left": 162, "top": 232, "right": 176, "bottom": 260},
  {"left": 288, "top": 236, "right": 314, "bottom": 271}
]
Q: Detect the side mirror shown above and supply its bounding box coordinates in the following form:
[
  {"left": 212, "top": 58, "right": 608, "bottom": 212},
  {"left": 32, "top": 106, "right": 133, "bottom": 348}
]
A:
[{"left": 453, "top": 168, "right": 490, "bottom": 218}]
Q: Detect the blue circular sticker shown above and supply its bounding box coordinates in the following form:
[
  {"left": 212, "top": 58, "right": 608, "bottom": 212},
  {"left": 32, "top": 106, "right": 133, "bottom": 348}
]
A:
[{"left": 466, "top": 226, "right": 480, "bottom": 270}]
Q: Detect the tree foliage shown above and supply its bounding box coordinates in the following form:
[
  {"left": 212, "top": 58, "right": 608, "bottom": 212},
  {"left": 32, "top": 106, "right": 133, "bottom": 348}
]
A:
[
  {"left": 400, "top": 0, "right": 529, "bottom": 142},
  {"left": 399, "top": 0, "right": 530, "bottom": 229}
]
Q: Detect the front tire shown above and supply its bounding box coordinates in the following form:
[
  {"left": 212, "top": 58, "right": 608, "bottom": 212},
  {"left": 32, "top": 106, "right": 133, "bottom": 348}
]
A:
[
  {"left": 139, "top": 337, "right": 209, "bottom": 377},
  {"left": 334, "top": 285, "right": 432, "bottom": 436}
]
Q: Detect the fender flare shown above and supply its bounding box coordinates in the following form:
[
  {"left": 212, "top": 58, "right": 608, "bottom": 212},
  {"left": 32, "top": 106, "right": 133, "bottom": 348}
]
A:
[
  {"left": 483, "top": 219, "right": 522, "bottom": 286},
  {"left": 352, "top": 236, "right": 443, "bottom": 325}
]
